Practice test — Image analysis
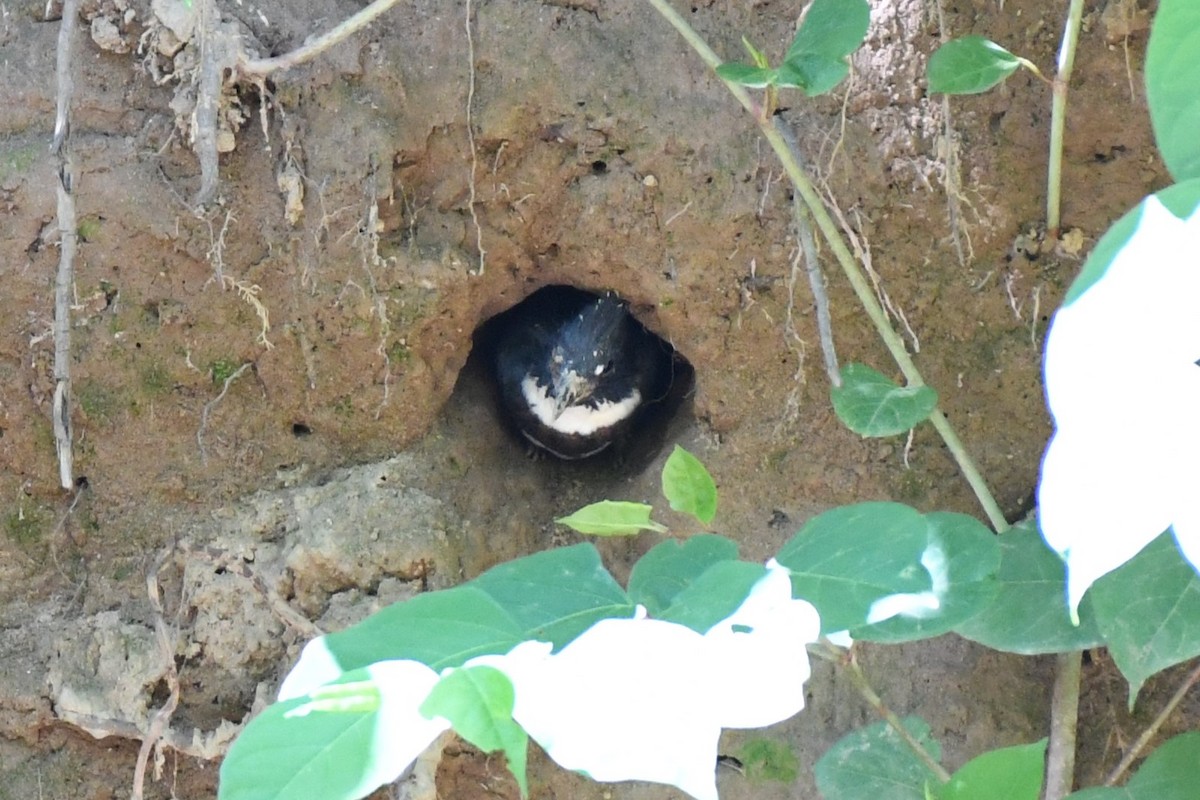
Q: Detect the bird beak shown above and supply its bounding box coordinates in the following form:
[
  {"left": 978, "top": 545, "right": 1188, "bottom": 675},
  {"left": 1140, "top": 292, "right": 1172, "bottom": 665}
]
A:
[{"left": 552, "top": 369, "right": 592, "bottom": 418}]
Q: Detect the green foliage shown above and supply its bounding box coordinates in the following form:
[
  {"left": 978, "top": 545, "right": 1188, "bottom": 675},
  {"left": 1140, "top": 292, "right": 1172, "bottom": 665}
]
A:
[
  {"left": 715, "top": 0, "right": 869, "bottom": 96},
  {"left": 220, "top": 5, "right": 1200, "bottom": 800},
  {"left": 778, "top": 502, "right": 998, "bottom": 641},
  {"left": 555, "top": 500, "right": 667, "bottom": 536},
  {"left": 309, "top": 545, "right": 633, "bottom": 676},
  {"left": 736, "top": 737, "right": 799, "bottom": 784},
  {"left": 954, "top": 517, "right": 1103, "bottom": 654},
  {"left": 640, "top": 556, "right": 766, "bottom": 634},
  {"left": 627, "top": 533, "right": 741, "bottom": 621},
  {"left": 830, "top": 363, "right": 938, "bottom": 437},
  {"left": 421, "top": 667, "right": 528, "bottom": 797},
  {"left": 76, "top": 380, "right": 122, "bottom": 422},
  {"left": 1146, "top": 0, "right": 1200, "bottom": 181},
  {"left": 4, "top": 507, "right": 46, "bottom": 545},
  {"left": 1065, "top": 732, "right": 1200, "bottom": 800},
  {"left": 76, "top": 216, "right": 103, "bottom": 243},
  {"left": 210, "top": 357, "right": 240, "bottom": 385},
  {"left": 933, "top": 740, "right": 1046, "bottom": 800},
  {"left": 1090, "top": 531, "right": 1200, "bottom": 706},
  {"left": 927, "top": 36, "right": 1024, "bottom": 94},
  {"left": 661, "top": 445, "right": 718, "bottom": 524},
  {"left": 219, "top": 670, "right": 406, "bottom": 800},
  {"left": 139, "top": 361, "right": 172, "bottom": 395},
  {"left": 815, "top": 717, "right": 942, "bottom": 800}
]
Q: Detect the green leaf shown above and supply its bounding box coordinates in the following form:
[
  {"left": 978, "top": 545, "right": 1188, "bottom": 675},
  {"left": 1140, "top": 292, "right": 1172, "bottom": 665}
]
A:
[
  {"left": 220, "top": 665, "right": 434, "bottom": 800},
  {"left": 831, "top": 363, "right": 937, "bottom": 437},
  {"left": 1065, "top": 732, "right": 1200, "bottom": 800},
  {"left": 628, "top": 533, "right": 740, "bottom": 615},
  {"left": 740, "top": 35, "right": 770, "bottom": 69},
  {"left": 657, "top": 559, "right": 768, "bottom": 633},
  {"left": 777, "top": 0, "right": 869, "bottom": 95},
  {"left": 470, "top": 543, "right": 635, "bottom": 646},
  {"left": 421, "top": 667, "right": 528, "bottom": 797},
  {"left": 715, "top": 63, "right": 777, "bottom": 88},
  {"left": 786, "top": 0, "right": 870, "bottom": 62},
  {"left": 934, "top": 740, "right": 1046, "bottom": 800},
  {"left": 777, "top": 54, "right": 851, "bottom": 96},
  {"left": 661, "top": 445, "right": 718, "bottom": 524},
  {"left": 1146, "top": 0, "right": 1200, "bottom": 181},
  {"left": 777, "top": 502, "right": 931, "bottom": 633},
  {"left": 815, "top": 717, "right": 942, "bottom": 800},
  {"left": 856, "top": 512, "right": 1000, "bottom": 643},
  {"left": 736, "top": 737, "right": 799, "bottom": 784},
  {"left": 556, "top": 500, "right": 668, "bottom": 536},
  {"left": 954, "top": 517, "right": 1104, "bottom": 654},
  {"left": 927, "top": 36, "right": 1022, "bottom": 94},
  {"left": 313, "top": 544, "right": 633, "bottom": 677},
  {"left": 1062, "top": 179, "right": 1200, "bottom": 306},
  {"left": 1090, "top": 531, "right": 1200, "bottom": 707}
]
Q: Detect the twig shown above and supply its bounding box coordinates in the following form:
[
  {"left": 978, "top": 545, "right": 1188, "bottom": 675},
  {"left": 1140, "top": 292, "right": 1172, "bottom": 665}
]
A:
[
  {"left": 197, "top": 362, "right": 252, "bottom": 465},
  {"left": 464, "top": 0, "right": 486, "bottom": 275},
  {"left": 816, "top": 642, "right": 953, "bottom": 783},
  {"left": 131, "top": 547, "right": 181, "bottom": 800},
  {"left": 51, "top": 0, "right": 80, "bottom": 491},
  {"left": 56, "top": 710, "right": 237, "bottom": 761},
  {"left": 932, "top": 0, "right": 968, "bottom": 268},
  {"left": 1043, "top": 651, "right": 1081, "bottom": 800},
  {"left": 1104, "top": 658, "right": 1200, "bottom": 787},
  {"left": 790, "top": 192, "right": 839, "bottom": 386},
  {"left": 1046, "top": 0, "right": 1085, "bottom": 236},
  {"left": 190, "top": 0, "right": 223, "bottom": 209},
  {"left": 238, "top": 0, "right": 404, "bottom": 76},
  {"left": 664, "top": 200, "right": 692, "bottom": 227}
]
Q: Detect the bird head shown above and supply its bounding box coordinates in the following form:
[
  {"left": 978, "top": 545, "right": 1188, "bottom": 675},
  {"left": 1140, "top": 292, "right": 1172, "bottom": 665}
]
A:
[{"left": 546, "top": 293, "right": 627, "bottom": 418}]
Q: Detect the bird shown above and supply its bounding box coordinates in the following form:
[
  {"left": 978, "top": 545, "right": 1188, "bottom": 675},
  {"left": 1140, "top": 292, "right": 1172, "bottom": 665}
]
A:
[{"left": 492, "top": 288, "right": 673, "bottom": 460}]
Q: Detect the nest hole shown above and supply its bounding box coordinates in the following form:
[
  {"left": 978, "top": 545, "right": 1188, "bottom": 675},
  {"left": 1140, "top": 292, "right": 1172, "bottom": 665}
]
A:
[{"left": 464, "top": 285, "right": 694, "bottom": 473}]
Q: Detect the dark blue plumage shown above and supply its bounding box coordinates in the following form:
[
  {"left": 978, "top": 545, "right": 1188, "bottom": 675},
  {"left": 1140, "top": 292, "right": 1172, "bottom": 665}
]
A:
[{"left": 493, "top": 289, "right": 672, "bottom": 459}]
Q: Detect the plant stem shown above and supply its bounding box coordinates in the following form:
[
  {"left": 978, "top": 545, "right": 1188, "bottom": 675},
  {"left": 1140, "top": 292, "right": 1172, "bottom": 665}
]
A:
[
  {"left": 1043, "top": 651, "right": 1081, "bottom": 800},
  {"left": 239, "top": 0, "right": 403, "bottom": 76},
  {"left": 1047, "top": 0, "right": 1085, "bottom": 236},
  {"left": 1043, "top": 5, "right": 1086, "bottom": 793},
  {"left": 1104, "top": 658, "right": 1200, "bottom": 786},
  {"left": 645, "top": 0, "right": 1008, "bottom": 531},
  {"left": 816, "top": 642, "right": 953, "bottom": 783}
]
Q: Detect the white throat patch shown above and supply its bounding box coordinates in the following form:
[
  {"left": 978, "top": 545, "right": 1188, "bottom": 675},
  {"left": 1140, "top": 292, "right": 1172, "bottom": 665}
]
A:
[{"left": 521, "top": 375, "right": 641, "bottom": 435}]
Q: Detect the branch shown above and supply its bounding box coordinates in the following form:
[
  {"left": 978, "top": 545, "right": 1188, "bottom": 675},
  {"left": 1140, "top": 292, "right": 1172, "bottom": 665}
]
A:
[
  {"left": 237, "top": 0, "right": 404, "bottom": 77},
  {"left": 1105, "top": 658, "right": 1200, "bottom": 787},
  {"left": 1046, "top": 0, "right": 1085, "bottom": 236},
  {"left": 1043, "top": 651, "right": 1081, "bottom": 800},
  {"left": 813, "top": 642, "right": 953, "bottom": 783},
  {"left": 51, "top": 0, "right": 80, "bottom": 491}
]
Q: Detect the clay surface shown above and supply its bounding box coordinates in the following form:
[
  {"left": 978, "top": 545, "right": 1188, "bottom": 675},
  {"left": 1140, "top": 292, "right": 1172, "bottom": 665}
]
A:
[{"left": 0, "top": 0, "right": 1179, "bottom": 797}]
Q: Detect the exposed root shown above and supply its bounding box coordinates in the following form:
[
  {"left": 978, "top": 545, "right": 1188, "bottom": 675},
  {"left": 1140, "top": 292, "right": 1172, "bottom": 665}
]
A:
[
  {"left": 51, "top": 0, "right": 80, "bottom": 490},
  {"left": 130, "top": 547, "right": 182, "bottom": 800},
  {"left": 196, "top": 361, "right": 252, "bottom": 465},
  {"left": 464, "top": 0, "right": 486, "bottom": 275}
]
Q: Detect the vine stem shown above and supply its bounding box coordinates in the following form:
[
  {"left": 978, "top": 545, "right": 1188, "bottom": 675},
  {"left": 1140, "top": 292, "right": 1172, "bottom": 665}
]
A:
[
  {"left": 645, "top": 0, "right": 1007, "bottom": 532},
  {"left": 1047, "top": 0, "right": 1085, "bottom": 237},
  {"left": 1044, "top": 651, "right": 1081, "bottom": 800},
  {"left": 238, "top": 0, "right": 403, "bottom": 76},
  {"left": 815, "top": 643, "right": 953, "bottom": 783},
  {"left": 1104, "top": 658, "right": 1200, "bottom": 787}
]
